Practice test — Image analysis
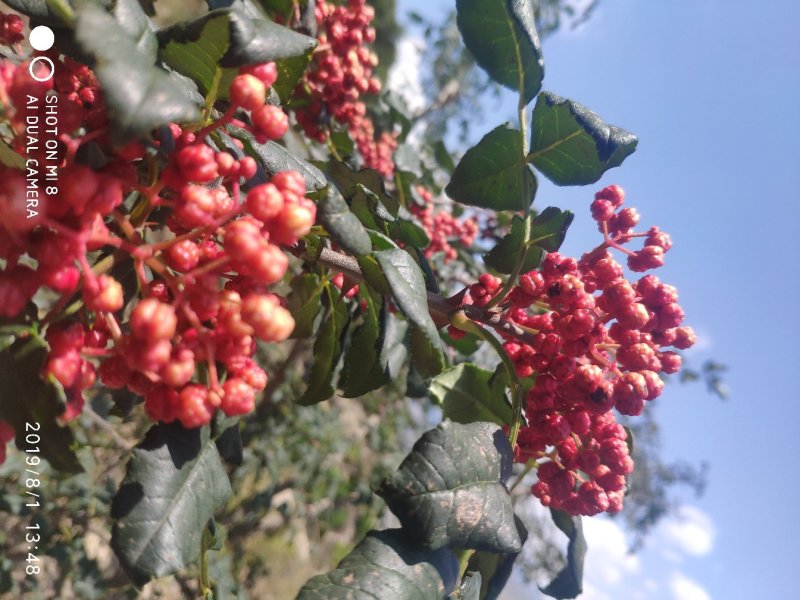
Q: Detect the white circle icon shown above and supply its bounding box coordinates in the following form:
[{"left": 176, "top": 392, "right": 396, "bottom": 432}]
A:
[{"left": 29, "top": 26, "right": 55, "bottom": 52}]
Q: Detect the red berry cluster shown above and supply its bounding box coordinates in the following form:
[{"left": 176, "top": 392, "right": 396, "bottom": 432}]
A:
[
  {"left": 0, "top": 11, "right": 23, "bottom": 46},
  {"left": 458, "top": 185, "right": 694, "bottom": 516},
  {"left": 411, "top": 186, "right": 479, "bottom": 262},
  {"left": 0, "top": 58, "right": 315, "bottom": 427},
  {"left": 0, "top": 420, "right": 14, "bottom": 465},
  {"left": 293, "top": 0, "right": 396, "bottom": 176}
]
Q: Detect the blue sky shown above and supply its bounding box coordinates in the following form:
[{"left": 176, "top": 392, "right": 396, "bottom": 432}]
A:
[{"left": 395, "top": 0, "right": 800, "bottom": 597}]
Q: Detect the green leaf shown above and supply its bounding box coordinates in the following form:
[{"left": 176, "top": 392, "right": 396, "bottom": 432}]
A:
[
  {"left": 484, "top": 215, "right": 544, "bottom": 274},
  {"left": 456, "top": 0, "right": 544, "bottom": 104},
  {"left": 326, "top": 161, "right": 399, "bottom": 217},
  {"left": 74, "top": 5, "right": 199, "bottom": 138},
  {"left": 433, "top": 140, "right": 456, "bottom": 174},
  {"left": 318, "top": 188, "right": 372, "bottom": 256},
  {"left": 485, "top": 207, "right": 574, "bottom": 273},
  {"left": 377, "top": 420, "right": 521, "bottom": 553},
  {"left": 287, "top": 273, "right": 323, "bottom": 339},
  {"left": 295, "top": 291, "right": 349, "bottom": 406},
  {"left": 110, "top": 423, "right": 232, "bottom": 586},
  {"left": 390, "top": 210, "right": 430, "bottom": 249},
  {"left": 409, "top": 324, "right": 447, "bottom": 379},
  {"left": 441, "top": 330, "right": 482, "bottom": 356},
  {"left": 340, "top": 290, "right": 390, "bottom": 398},
  {"left": 296, "top": 529, "right": 459, "bottom": 600},
  {"left": 273, "top": 49, "right": 314, "bottom": 104},
  {"left": 447, "top": 572, "right": 482, "bottom": 600},
  {"left": 212, "top": 412, "right": 243, "bottom": 466},
  {"left": 374, "top": 249, "right": 444, "bottom": 376},
  {"left": 530, "top": 206, "right": 574, "bottom": 252},
  {"left": 530, "top": 92, "right": 638, "bottom": 186},
  {"left": 0, "top": 138, "right": 24, "bottom": 169},
  {"left": 232, "top": 130, "right": 327, "bottom": 191},
  {"left": 446, "top": 123, "right": 537, "bottom": 211},
  {"left": 432, "top": 363, "right": 513, "bottom": 427},
  {"left": 539, "top": 509, "right": 586, "bottom": 599},
  {"left": 467, "top": 517, "right": 528, "bottom": 600},
  {"left": 328, "top": 128, "right": 356, "bottom": 160},
  {"left": 0, "top": 343, "right": 82, "bottom": 473},
  {"left": 112, "top": 0, "right": 158, "bottom": 61},
  {"left": 157, "top": 5, "right": 316, "bottom": 95}
]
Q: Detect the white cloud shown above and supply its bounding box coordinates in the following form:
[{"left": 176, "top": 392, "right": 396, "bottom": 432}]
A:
[
  {"left": 497, "top": 501, "right": 716, "bottom": 600},
  {"left": 387, "top": 36, "right": 426, "bottom": 113},
  {"left": 670, "top": 572, "right": 712, "bottom": 600},
  {"left": 582, "top": 517, "right": 640, "bottom": 588},
  {"left": 658, "top": 506, "right": 716, "bottom": 557}
]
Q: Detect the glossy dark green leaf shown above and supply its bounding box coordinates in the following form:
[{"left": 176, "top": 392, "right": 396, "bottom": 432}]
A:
[
  {"left": 432, "top": 363, "right": 513, "bottom": 427},
  {"left": 295, "top": 291, "right": 349, "bottom": 406},
  {"left": 233, "top": 130, "right": 327, "bottom": 191},
  {"left": 447, "top": 572, "right": 482, "bottom": 600},
  {"left": 530, "top": 206, "right": 574, "bottom": 252},
  {"left": 539, "top": 509, "right": 586, "bottom": 599},
  {"left": 74, "top": 5, "right": 199, "bottom": 138},
  {"left": 456, "top": 0, "right": 544, "bottom": 104},
  {"left": 530, "top": 92, "right": 638, "bottom": 186},
  {"left": 374, "top": 249, "right": 444, "bottom": 376},
  {"left": 112, "top": 0, "right": 158, "bottom": 61},
  {"left": 340, "top": 289, "right": 387, "bottom": 398},
  {"left": 273, "top": 49, "right": 314, "bottom": 103},
  {"left": 111, "top": 423, "right": 232, "bottom": 586},
  {"left": 446, "top": 123, "right": 537, "bottom": 211},
  {"left": 318, "top": 188, "right": 372, "bottom": 256},
  {"left": 296, "top": 529, "right": 459, "bottom": 600},
  {"left": 0, "top": 343, "right": 82, "bottom": 473},
  {"left": 287, "top": 273, "right": 323, "bottom": 339},
  {"left": 484, "top": 215, "right": 544, "bottom": 274},
  {"left": 391, "top": 216, "right": 430, "bottom": 248},
  {"left": 157, "top": 5, "right": 316, "bottom": 95},
  {"left": 212, "top": 412, "right": 243, "bottom": 466},
  {"left": 409, "top": 324, "right": 447, "bottom": 378},
  {"left": 434, "top": 140, "right": 456, "bottom": 174},
  {"left": 411, "top": 245, "right": 440, "bottom": 294},
  {"left": 326, "top": 161, "right": 399, "bottom": 216},
  {"left": 377, "top": 420, "right": 520, "bottom": 553},
  {"left": 467, "top": 516, "right": 528, "bottom": 600}
]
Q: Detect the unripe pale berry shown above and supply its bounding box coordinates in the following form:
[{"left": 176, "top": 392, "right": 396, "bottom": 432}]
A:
[
  {"left": 240, "top": 294, "right": 295, "bottom": 342},
  {"left": 246, "top": 183, "right": 285, "bottom": 222},
  {"left": 130, "top": 299, "right": 177, "bottom": 341},
  {"left": 85, "top": 275, "right": 124, "bottom": 313},
  {"left": 229, "top": 74, "right": 267, "bottom": 112}
]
